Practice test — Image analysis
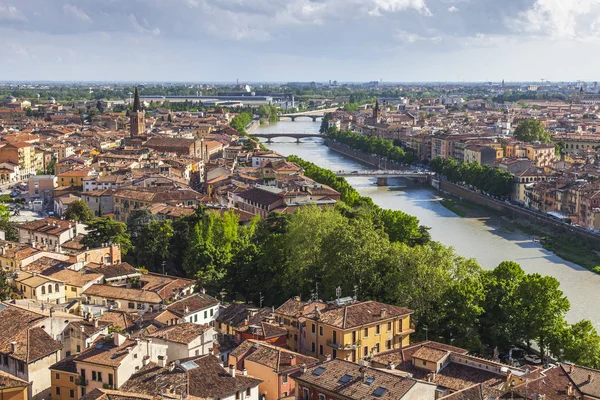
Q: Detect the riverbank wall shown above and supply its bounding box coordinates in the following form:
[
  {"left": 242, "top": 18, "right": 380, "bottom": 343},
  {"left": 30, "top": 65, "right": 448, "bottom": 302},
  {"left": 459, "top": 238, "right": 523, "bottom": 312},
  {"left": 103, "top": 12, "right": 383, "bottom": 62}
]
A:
[
  {"left": 325, "top": 140, "right": 404, "bottom": 169},
  {"left": 246, "top": 120, "right": 260, "bottom": 135},
  {"left": 438, "top": 180, "right": 600, "bottom": 244}
]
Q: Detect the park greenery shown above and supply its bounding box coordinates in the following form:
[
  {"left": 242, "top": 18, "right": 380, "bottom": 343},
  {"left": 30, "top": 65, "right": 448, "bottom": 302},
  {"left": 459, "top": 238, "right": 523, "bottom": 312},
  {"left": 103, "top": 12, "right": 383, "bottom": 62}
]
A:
[
  {"left": 324, "top": 128, "right": 415, "bottom": 164},
  {"left": 430, "top": 157, "right": 514, "bottom": 197},
  {"left": 230, "top": 110, "right": 254, "bottom": 135},
  {"left": 64, "top": 200, "right": 94, "bottom": 223},
  {"left": 513, "top": 119, "right": 552, "bottom": 143}
]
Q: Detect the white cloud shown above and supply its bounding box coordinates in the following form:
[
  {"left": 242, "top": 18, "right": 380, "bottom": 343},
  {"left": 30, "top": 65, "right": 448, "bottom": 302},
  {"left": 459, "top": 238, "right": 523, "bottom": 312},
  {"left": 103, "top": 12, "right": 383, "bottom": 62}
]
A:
[
  {"left": 0, "top": 2, "right": 26, "bottom": 21},
  {"left": 510, "top": 0, "right": 600, "bottom": 40},
  {"left": 448, "top": 6, "right": 459, "bottom": 13},
  {"left": 369, "top": 0, "right": 432, "bottom": 16},
  {"left": 63, "top": 4, "right": 91, "bottom": 22}
]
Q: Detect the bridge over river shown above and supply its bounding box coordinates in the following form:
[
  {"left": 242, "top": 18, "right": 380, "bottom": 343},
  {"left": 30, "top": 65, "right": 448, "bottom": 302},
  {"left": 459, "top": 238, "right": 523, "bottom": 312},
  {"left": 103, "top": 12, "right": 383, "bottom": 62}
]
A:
[
  {"left": 252, "top": 132, "right": 324, "bottom": 142},
  {"left": 336, "top": 170, "right": 434, "bottom": 185}
]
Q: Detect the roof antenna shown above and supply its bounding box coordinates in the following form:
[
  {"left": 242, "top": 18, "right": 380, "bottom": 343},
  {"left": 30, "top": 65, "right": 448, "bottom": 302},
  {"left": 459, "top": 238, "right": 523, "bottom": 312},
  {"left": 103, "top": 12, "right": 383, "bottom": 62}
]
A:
[
  {"left": 335, "top": 286, "right": 341, "bottom": 301},
  {"left": 353, "top": 285, "right": 358, "bottom": 301}
]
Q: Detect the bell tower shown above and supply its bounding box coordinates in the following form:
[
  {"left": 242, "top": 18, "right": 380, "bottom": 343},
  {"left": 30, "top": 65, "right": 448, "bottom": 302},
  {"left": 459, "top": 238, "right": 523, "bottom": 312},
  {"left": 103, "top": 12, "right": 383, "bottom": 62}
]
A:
[{"left": 130, "top": 87, "right": 145, "bottom": 137}]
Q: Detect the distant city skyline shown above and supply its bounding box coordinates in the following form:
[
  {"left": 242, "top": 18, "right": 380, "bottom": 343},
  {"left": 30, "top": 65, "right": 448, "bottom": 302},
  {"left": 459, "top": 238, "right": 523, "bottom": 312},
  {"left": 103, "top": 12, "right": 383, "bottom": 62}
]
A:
[{"left": 2, "top": 0, "right": 600, "bottom": 82}]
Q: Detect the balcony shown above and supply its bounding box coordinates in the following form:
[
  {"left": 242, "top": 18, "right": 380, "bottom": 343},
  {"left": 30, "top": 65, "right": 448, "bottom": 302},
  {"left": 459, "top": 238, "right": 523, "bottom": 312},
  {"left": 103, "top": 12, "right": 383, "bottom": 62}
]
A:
[
  {"left": 327, "top": 340, "right": 359, "bottom": 350},
  {"left": 76, "top": 376, "right": 88, "bottom": 386}
]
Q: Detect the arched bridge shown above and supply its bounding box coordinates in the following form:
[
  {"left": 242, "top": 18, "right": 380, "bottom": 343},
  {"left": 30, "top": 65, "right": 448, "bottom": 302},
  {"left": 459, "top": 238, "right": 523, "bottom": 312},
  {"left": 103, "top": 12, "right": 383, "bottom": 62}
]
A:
[
  {"left": 279, "top": 107, "right": 338, "bottom": 121},
  {"left": 252, "top": 132, "right": 324, "bottom": 142},
  {"left": 336, "top": 170, "right": 434, "bottom": 186}
]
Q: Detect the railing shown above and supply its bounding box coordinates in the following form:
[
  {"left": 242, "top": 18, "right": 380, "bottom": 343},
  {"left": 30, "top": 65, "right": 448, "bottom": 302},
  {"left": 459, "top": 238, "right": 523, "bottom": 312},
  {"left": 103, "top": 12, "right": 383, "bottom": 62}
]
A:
[
  {"left": 327, "top": 340, "right": 359, "bottom": 350},
  {"left": 76, "top": 376, "right": 88, "bottom": 386}
]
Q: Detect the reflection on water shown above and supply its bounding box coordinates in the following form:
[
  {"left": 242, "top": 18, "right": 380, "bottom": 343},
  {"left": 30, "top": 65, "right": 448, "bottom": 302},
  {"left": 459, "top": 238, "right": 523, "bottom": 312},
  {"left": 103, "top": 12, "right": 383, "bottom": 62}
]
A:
[{"left": 258, "top": 120, "right": 600, "bottom": 326}]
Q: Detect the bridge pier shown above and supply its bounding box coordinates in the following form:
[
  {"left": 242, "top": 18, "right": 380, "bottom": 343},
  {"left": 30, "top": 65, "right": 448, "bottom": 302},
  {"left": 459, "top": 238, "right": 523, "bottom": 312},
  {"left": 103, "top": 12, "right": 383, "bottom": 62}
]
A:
[
  {"left": 296, "top": 138, "right": 301, "bottom": 143},
  {"left": 376, "top": 177, "right": 388, "bottom": 186},
  {"left": 311, "top": 116, "right": 318, "bottom": 122},
  {"left": 290, "top": 116, "right": 296, "bottom": 122},
  {"left": 266, "top": 138, "right": 272, "bottom": 143}
]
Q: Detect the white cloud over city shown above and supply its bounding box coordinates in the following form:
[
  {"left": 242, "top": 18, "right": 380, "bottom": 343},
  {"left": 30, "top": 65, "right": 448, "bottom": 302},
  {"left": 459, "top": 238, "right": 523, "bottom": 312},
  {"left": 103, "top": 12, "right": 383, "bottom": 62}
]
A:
[{"left": 1, "top": 0, "right": 600, "bottom": 81}]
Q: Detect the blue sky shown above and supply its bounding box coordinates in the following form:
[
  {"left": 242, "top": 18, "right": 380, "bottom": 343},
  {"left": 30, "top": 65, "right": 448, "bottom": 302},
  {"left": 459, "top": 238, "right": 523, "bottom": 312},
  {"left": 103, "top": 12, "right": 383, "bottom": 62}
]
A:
[{"left": 1, "top": 0, "right": 600, "bottom": 82}]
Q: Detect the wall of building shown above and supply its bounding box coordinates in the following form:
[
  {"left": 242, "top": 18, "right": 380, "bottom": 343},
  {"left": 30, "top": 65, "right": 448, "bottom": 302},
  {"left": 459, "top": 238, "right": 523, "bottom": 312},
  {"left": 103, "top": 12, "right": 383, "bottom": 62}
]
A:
[{"left": 51, "top": 370, "right": 78, "bottom": 400}]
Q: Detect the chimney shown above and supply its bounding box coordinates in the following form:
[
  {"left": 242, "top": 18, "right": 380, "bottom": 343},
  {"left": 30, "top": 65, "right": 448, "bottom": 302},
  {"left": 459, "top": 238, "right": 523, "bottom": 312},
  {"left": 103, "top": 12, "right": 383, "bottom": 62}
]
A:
[
  {"left": 242, "top": 368, "right": 248, "bottom": 376},
  {"left": 113, "top": 333, "right": 127, "bottom": 346},
  {"left": 93, "top": 318, "right": 98, "bottom": 328},
  {"left": 388, "top": 362, "right": 395, "bottom": 370},
  {"left": 289, "top": 355, "right": 296, "bottom": 366},
  {"left": 325, "top": 354, "right": 332, "bottom": 362},
  {"left": 168, "top": 361, "right": 175, "bottom": 371},
  {"left": 200, "top": 287, "right": 206, "bottom": 294},
  {"left": 10, "top": 342, "right": 16, "bottom": 353},
  {"left": 143, "top": 356, "right": 150, "bottom": 366},
  {"left": 589, "top": 374, "right": 593, "bottom": 383},
  {"left": 380, "top": 308, "right": 387, "bottom": 318},
  {"left": 184, "top": 305, "right": 189, "bottom": 315},
  {"left": 80, "top": 325, "right": 85, "bottom": 333},
  {"left": 567, "top": 383, "right": 573, "bottom": 396},
  {"left": 301, "top": 364, "right": 307, "bottom": 374},
  {"left": 569, "top": 364, "right": 573, "bottom": 374},
  {"left": 360, "top": 366, "right": 366, "bottom": 381},
  {"left": 229, "top": 365, "right": 236, "bottom": 377},
  {"left": 159, "top": 356, "right": 168, "bottom": 368}
]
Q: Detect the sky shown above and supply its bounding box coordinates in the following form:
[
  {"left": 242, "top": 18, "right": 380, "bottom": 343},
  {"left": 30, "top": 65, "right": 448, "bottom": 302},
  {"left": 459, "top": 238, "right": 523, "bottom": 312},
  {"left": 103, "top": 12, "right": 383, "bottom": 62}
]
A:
[{"left": 1, "top": 0, "right": 600, "bottom": 83}]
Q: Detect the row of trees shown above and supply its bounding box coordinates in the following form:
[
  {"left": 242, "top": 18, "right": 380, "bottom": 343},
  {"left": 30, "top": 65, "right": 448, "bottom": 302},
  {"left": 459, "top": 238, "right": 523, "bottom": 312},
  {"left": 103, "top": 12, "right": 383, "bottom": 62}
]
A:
[
  {"left": 60, "top": 168, "right": 600, "bottom": 367},
  {"left": 324, "top": 128, "right": 414, "bottom": 164},
  {"left": 430, "top": 157, "right": 514, "bottom": 197}
]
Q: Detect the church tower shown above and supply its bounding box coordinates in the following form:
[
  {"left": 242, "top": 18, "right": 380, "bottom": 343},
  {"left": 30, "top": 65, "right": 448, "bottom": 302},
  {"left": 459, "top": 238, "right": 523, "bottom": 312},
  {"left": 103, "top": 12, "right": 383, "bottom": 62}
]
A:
[
  {"left": 130, "top": 87, "right": 145, "bottom": 137},
  {"left": 374, "top": 99, "right": 382, "bottom": 123}
]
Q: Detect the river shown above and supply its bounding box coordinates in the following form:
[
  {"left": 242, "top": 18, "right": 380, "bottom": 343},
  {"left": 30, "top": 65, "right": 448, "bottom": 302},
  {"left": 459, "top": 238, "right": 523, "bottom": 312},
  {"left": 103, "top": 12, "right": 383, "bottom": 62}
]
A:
[{"left": 256, "top": 119, "right": 600, "bottom": 326}]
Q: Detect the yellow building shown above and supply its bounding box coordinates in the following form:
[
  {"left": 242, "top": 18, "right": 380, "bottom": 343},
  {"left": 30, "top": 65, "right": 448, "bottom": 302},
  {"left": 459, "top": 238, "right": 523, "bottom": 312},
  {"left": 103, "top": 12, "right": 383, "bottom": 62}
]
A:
[
  {"left": 49, "top": 357, "right": 78, "bottom": 400},
  {"left": 274, "top": 297, "right": 328, "bottom": 352},
  {"left": 0, "top": 370, "right": 29, "bottom": 400},
  {"left": 56, "top": 169, "right": 91, "bottom": 187}
]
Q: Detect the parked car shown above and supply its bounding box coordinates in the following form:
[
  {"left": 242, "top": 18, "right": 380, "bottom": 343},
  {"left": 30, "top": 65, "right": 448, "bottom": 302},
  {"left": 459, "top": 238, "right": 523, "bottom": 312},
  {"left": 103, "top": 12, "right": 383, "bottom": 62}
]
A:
[
  {"left": 9, "top": 191, "right": 20, "bottom": 198},
  {"left": 524, "top": 354, "right": 542, "bottom": 364}
]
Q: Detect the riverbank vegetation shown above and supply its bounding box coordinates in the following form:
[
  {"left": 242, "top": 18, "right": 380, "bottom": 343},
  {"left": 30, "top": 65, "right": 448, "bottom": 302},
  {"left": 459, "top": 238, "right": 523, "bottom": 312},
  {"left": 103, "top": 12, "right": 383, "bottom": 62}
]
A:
[
  {"left": 324, "top": 128, "right": 414, "bottom": 164},
  {"left": 430, "top": 157, "right": 514, "bottom": 197},
  {"left": 440, "top": 199, "right": 468, "bottom": 217},
  {"left": 81, "top": 156, "right": 600, "bottom": 367}
]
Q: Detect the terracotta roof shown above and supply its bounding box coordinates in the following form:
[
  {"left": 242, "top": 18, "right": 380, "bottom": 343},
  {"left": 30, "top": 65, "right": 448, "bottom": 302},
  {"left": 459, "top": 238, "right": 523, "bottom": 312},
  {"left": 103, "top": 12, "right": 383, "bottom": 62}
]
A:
[
  {"left": 565, "top": 363, "right": 600, "bottom": 398},
  {"left": 0, "top": 369, "right": 29, "bottom": 389},
  {"left": 98, "top": 310, "right": 137, "bottom": 331},
  {"left": 82, "top": 284, "right": 163, "bottom": 304},
  {"left": 149, "top": 323, "right": 212, "bottom": 345},
  {"left": 166, "top": 293, "right": 220, "bottom": 317},
  {"left": 315, "top": 301, "right": 413, "bottom": 330},
  {"left": 372, "top": 341, "right": 468, "bottom": 368},
  {"left": 18, "top": 217, "right": 74, "bottom": 236},
  {"left": 275, "top": 298, "right": 327, "bottom": 318},
  {"left": 80, "top": 388, "right": 157, "bottom": 400},
  {"left": 50, "top": 355, "right": 78, "bottom": 374},
  {"left": 43, "top": 268, "right": 103, "bottom": 287},
  {"left": 440, "top": 383, "right": 506, "bottom": 400},
  {"left": 293, "top": 359, "right": 421, "bottom": 400},
  {"left": 230, "top": 340, "right": 318, "bottom": 374},
  {"left": 90, "top": 262, "right": 139, "bottom": 280},
  {"left": 0, "top": 304, "right": 62, "bottom": 362},
  {"left": 412, "top": 346, "right": 449, "bottom": 363},
  {"left": 74, "top": 338, "right": 137, "bottom": 367}
]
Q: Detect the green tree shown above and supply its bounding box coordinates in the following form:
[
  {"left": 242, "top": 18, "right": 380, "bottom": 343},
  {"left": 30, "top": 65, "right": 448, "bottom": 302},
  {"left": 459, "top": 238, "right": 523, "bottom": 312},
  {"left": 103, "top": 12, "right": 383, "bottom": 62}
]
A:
[
  {"left": 514, "top": 119, "right": 551, "bottom": 143},
  {"left": 63, "top": 200, "right": 93, "bottom": 223},
  {"left": 83, "top": 217, "right": 132, "bottom": 255},
  {"left": 127, "top": 209, "right": 156, "bottom": 239},
  {"left": 551, "top": 320, "right": 600, "bottom": 368},
  {"left": 0, "top": 268, "right": 11, "bottom": 300},
  {"left": 516, "top": 273, "right": 569, "bottom": 355},
  {"left": 134, "top": 220, "right": 174, "bottom": 272},
  {"left": 0, "top": 204, "right": 18, "bottom": 241}
]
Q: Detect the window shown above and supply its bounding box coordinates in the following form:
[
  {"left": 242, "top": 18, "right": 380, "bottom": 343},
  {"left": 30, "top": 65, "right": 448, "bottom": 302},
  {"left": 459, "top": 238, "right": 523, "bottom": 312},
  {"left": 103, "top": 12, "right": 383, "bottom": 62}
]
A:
[
  {"left": 376, "top": 325, "right": 380, "bottom": 335},
  {"left": 422, "top": 360, "right": 427, "bottom": 366},
  {"left": 311, "top": 324, "right": 316, "bottom": 334},
  {"left": 246, "top": 388, "right": 251, "bottom": 396},
  {"left": 70, "top": 389, "right": 75, "bottom": 398},
  {"left": 194, "top": 314, "right": 198, "bottom": 323},
  {"left": 319, "top": 345, "right": 324, "bottom": 355},
  {"left": 210, "top": 308, "right": 214, "bottom": 317},
  {"left": 332, "top": 349, "right": 337, "bottom": 359},
  {"left": 76, "top": 345, "right": 81, "bottom": 353},
  {"left": 195, "top": 349, "right": 199, "bottom": 356},
  {"left": 236, "top": 392, "right": 240, "bottom": 400},
  {"left": 108, "top": 374, "right": 113, "bottom": 387},
  {"left": 56, "top": 373, "right": 60, "bottom": 379},
  {"left": 363, "top": 346, "right": 368, "bottom": 357},
  {"left": 48, "top": 285, "right": 52, "bottom": 293},
  {"left": 128, "top": 302, "right": 135, "bottom": 309},
  {"left": 81, "top": 388, "right": 86, "bottom": 397},
  {"left": 319, "top": 326, "right": 324, "bottom": 336},
  {"left": 70, "top": 375, "right": 74, "bottom": 382},
  {"left": 92, "top": 371, "right": 97, "bottom": 381},
  {"left": 364, "top": 327, "right": 369, "bottom": 337},
  {"left": 2, "top": 355, "right": 7, "bottom": 366},
  {"left": 56, "top": 387, "right": 61, "bottom": 395},
  {"left": 386, "top": 340, "right": 392, "bottom": 350},
  {"left": 352, "top": 331, "right": 357, "bottom": 343},
  {"left": 387, "top": 321, "right": 392, "bottom": 331},
  {"left": 97, "top": 372, "right": 102, "bottom": 382},
  {"left": 204, "top": 310, "right": 208, "bottom": 319},
  {"left": 303, "top": 388, "right": 310, "bottom": 400},
  {"left": 41, "top": 286, "right": 46, "bottom": 295},
  {"left": 283, "top": 374, "right": 288, "bottom": 384},
  {"left": 319, "top": 394, "right": 326, "bottom": 400},
  {"left": 71, "top": 287, "right": 76, "bottom": 292},
  {"left": 374, "top": 343, "right": 379, "bottom": 354},
  {"left": 55, "top": 283, "right": 59, "bottom": 292},
  {"left": 311, "top": 342, "right": 316, "bottom": 353},
  {"left": 17, "top": 361, "right": 24, "bottom": 373}
]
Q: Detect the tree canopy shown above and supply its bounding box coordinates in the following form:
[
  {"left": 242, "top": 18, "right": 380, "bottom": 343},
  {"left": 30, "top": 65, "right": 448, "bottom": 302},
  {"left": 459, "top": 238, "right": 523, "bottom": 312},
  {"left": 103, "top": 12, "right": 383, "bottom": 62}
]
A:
[
  {"left": 83, "top": 217, "right": 132, "bottom": 255},
  {"left": 64, "top": 200, "right": 94, "bottom": 223},
  {"left": 514, "top": 119, "right": 552, "bottom": 143}
]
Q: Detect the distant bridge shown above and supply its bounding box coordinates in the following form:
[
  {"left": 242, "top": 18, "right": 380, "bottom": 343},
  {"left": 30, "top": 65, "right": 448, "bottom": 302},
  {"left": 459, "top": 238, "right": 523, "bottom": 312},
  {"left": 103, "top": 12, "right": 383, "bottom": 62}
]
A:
[
  {"left": 252, "top": 132, "right": 324, "bottom": 142},
  {"left": 279, "top": 107, "right": 338, "bottom": 121},
  {"left": 336, "top": 170, "right": 434, "bottom": 185}
]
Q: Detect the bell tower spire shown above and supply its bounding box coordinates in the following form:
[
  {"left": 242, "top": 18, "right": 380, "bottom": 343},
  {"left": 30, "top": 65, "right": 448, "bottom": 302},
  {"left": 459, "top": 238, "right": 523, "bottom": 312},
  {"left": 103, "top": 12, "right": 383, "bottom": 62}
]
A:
[{"left": 129, "top": 87, "right": 145, "bottom": 137}]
